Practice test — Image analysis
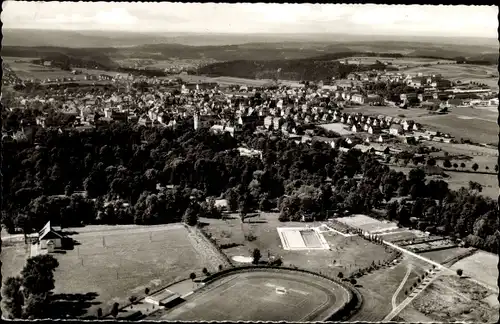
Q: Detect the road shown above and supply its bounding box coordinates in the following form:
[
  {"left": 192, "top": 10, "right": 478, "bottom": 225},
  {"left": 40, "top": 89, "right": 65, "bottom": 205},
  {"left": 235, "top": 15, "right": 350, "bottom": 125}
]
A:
[{"left": 382, "top": 240, "right": 451, "bottom": 272}]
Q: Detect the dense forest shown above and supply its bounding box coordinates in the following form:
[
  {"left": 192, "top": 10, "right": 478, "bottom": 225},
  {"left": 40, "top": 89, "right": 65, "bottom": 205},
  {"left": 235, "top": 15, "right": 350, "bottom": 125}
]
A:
[
  {"left": 196, "top": 57, "right": 397, "bottom": 81},
  {"left": 2, "top": 116, "right": 498, "bottom": 253}
]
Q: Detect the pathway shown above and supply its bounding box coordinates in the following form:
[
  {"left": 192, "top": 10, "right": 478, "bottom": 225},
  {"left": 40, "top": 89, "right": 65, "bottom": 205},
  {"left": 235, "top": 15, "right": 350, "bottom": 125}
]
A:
[
  {"left": 185, "top": 225, "right": 232, "bottom": 273},
  {"left": 383, "top": 267, "right": 443, "bottom": 322},
  {"left": 391, "top": 263, "right": 413, "bottom": 309}
]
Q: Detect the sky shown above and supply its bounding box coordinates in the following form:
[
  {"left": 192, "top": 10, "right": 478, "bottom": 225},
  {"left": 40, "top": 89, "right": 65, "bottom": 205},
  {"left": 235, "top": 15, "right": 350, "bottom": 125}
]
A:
[{"left": 2, "top": 2, "right": 498, "bottom": 38}]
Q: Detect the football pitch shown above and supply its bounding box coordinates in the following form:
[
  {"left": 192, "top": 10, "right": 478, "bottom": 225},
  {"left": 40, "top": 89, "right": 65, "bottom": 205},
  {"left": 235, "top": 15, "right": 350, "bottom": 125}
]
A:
[{"left": 161, "top": 269, "right": 351, "bottom": 321}]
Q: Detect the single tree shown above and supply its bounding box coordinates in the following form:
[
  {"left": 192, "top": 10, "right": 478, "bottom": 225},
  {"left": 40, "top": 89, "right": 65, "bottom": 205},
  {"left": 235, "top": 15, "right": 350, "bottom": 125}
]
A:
[
  {"left": 129, "top": 295, "right": 137, "bottom": 305},
  {"left": 111, "top": 302, "right": 120, "bottom": 318},
  {"left": 189, "top": 272, "right": 196, "bottom": 281},
  {"left": 443, "top": 160, "right": 452, "bottom": 168},
  {"left": 218, "top": 265, "right": 223, "bottom": 271},
  {"left": 21, "top": 254, "right": 59, "bottom": 296},
  {"left": 472, "top": 163, "right": 479, "bottom": 172},
  {"left": 97, "top": 308, "right": 103, "bottom": 319},
  {"left": 494, "top": 164, "right": 498, "bottom": 172},
  {"left": 453, "top": 163, "right": 458, "bottom": 168},
  {"left": 144, "top": 288, "right": 150, "bottom": 295},
  {"left": 252, "top": 248, "right": 262, "bottom": 264},
  {"left": 460, "top": 162, "right": 466, "bottom": 169},
  {"left": 337, "top": 272, "right": 344, "bottom": 279},
  {"left": 202, "top": 267, "right": 209, "bottom": 276},
  {"left": 350, "top": 278, "right": 357, "bottom": 285},
  {"left": 456, "top": 269, "right": 463, "bottom": 277}
]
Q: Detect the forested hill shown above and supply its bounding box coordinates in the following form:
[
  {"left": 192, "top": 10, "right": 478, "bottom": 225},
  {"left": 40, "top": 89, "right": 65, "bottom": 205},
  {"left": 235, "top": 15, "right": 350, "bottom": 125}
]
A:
[{"left": 195, "top": 55, "right": 397, "bottom": 81}]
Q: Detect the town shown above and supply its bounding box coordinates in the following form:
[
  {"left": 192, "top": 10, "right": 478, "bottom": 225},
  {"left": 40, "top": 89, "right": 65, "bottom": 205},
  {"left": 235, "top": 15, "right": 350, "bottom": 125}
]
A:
[{"left": 1, "top": 3, "right": 499, "bottom": 324}]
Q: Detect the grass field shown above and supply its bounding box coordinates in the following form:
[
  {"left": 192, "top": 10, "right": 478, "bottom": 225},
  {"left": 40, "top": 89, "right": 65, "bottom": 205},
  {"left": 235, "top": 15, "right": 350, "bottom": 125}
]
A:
[
  {"left": 410, "top": 274, "right": 498, "bottom": 323},
  {"left": 402, "top": 64, "right": 499, "bottom": 90},
  {"left": 342, "top": 106, "right": 429, "bottom": 120},
  {"left": 162, "top": 269, "right": 350, "bottom": 321},
  {"left": 349, "top": 255, "right": 418, "bottom": 321},
  {"left": 201, "top": 213, "right": 396, "bottom": 279},
  {"left": 1, "top": 241, "right": 30, "bottom": 279},
  {"left": 318, "top": 123, "right": 355, "bottom": 136},
  {"left": 415, "top": 114, "right": 497, "bottom": 144},
  {"left": 420, "top": 247, "right": 475, "bottom": 265},
  {"left": 26, "top": 224, "right": 210, "bottom": 317},
  {"left": 449, "top": 251, "right": 499, "bottom": 289},
  {"left": 345, "top": 56, "right": 456, "bottom": 67}
]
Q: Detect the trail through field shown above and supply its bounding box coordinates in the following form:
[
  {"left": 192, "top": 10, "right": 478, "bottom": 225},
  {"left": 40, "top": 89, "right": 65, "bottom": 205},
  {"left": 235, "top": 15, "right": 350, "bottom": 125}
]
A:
[
  {"left": 383, "top": 268, "right": 444, "bottom": 321},
  {"left": 185, "top": 225, "right": 232, "bottom": 272},
  {"left": 391, "top": 264, "right": 413, "bottom": 309}
]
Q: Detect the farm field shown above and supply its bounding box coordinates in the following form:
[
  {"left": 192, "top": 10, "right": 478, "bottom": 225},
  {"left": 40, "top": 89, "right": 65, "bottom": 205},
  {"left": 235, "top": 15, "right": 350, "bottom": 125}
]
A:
[
  {"left": 200, "top": 213, "right": 397, "bottom": 279},
  {"left": 318, "top": 123, "right": 355, "bottom": 136},
  {"left": 7, "top": 61, "right": 82, "bottom": 81},
  {"left": 161, "top": 269, "right": 351, "bottom": 321},
  {"left": 409, "top": 274, "right": 498, "bottom": 323},
  {"left": 449, "top": 251, "right": 499, "bottom": 289},
  {"left": 402, "top": 64, "right": 499, "bottom": 90},
  {"left": 415, "top": 114, "right": 497, "bottom": 144},
  {"left": 170, "top": 73, "right": 303, "bottom": 87},
  {"left": 344, "top": 56, "right": 456, "bottom": 67},
  {"left": 3, "top": 58, "right": 128, "bottom": 82},
  {"left": 342, "top": 106, "right": 429, "bottom": 119},
  {"left": 36, "top": 224, "right": 209, "bottom": 318}
]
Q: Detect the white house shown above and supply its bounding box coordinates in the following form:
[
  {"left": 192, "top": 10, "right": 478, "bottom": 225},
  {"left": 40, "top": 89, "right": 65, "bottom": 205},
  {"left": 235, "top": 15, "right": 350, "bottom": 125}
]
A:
[
  {"left": 38, "top": 221, "right": 64, "bottom": 251},
  {"left": 377, "top": 134, "right": 390, "bottom": 143},
  {"left": 351, "top": 124, "right": 361, "bottom": 133}
]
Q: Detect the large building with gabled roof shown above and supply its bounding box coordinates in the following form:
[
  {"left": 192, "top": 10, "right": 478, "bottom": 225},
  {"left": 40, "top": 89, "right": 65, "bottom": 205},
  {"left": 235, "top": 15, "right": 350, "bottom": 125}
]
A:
[{"left": 38, "top": 221, "right": 65, "bottom": 251}]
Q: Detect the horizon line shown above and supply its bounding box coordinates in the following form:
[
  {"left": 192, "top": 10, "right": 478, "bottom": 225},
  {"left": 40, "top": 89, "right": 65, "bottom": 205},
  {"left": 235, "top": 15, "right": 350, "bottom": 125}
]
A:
[{"left": 4, "top": 27, "right": 497, "bottom": 40}]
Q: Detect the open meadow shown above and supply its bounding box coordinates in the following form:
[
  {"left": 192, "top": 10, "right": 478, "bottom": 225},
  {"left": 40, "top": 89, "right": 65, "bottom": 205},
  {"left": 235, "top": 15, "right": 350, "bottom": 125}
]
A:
[
  {"left": 200, "top": 212, "right": 397, "bottom": 279},
  {"left": 349, "top": 254, "right": 428, "bottom": 322},
  {"left": 415, "top": 114, "right": 497, "bottom": 144},
  {"left": 318, "top": 123, "right": 355, "bottom": 136},
  {"left": 344, "top": 56, "right": 456, "bottom": 67},
  {"left": 402, "top": 64, "right": 499, "bottom": 90},
  {"left": 449, "top": 251, "right": 499, "bottom": 289},
  {"left": 33, "top": 224, "right": 210, "bottom": 317},
  {"left": 342, "top": 106, "right": 429, "bottom": 119},
  {"left": 1, "top": 240, "right": 30, "bottom": 279}
]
